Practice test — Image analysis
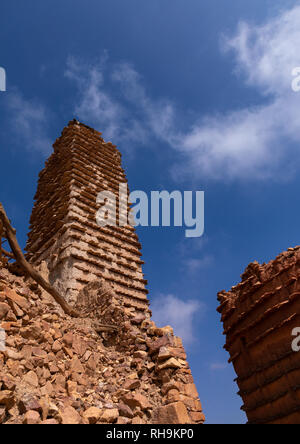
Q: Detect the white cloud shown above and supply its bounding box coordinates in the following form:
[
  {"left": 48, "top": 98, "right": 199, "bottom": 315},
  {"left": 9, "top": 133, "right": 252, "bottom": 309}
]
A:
[
  {"left": 177, "top": 237, "right": 213, "bottom": 275},
  {"left": 5, "top": 90, "right": 51, "bottom": 155},
  {"left": 112, "top": 62, "right": 176, "bottom": 142},
  {"left": 223, "top": 8, "right": 300, "bottom": 95},
  {"left": 65, "top": 5, "right": 300, "bottom": 181},
  {"left": 177, "top": 236, "right": 210, "bottom": 257},
  {"left": 210, "top": 362, "right": 228, "bottom": 371},
  {"left": 185, "top": 255, "right": 214, "bottom": 274},
  {"left": 175, "top": 5, "right": 300, "bottom": 180},
  {"left": 151, "top": 294, "right": 204, "bottom": 345},
  {"left": 65, "top": 57, "right": 156, "bottom": 149},
  {"left": 65, "top": 56, "right": 126, "bottom": 141},
  {"left": 65, "top": 56, "right": 176, "bottom": 152}
]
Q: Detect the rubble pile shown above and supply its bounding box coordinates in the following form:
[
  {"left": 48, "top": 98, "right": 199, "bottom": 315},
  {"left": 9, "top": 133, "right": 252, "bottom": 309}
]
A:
[{"left": 0, "top": 264, "right": 204, "bottom": 425}]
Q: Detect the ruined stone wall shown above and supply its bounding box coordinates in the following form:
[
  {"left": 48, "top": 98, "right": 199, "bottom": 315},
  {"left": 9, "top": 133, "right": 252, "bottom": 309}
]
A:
[
  {"left": 0, "top": 259, "right": 205, "bottom": 424},
  {"left": 26, "top": 120, "right": 149, "bottom": 313},
  {"left": 218, "top": 247, "right": 300, "bottom": 424}
]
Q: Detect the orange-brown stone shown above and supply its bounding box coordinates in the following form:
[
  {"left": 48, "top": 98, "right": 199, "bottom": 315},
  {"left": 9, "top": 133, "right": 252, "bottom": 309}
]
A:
[{"left": 218, "top": 247, "right": 300, "bottom": 424}]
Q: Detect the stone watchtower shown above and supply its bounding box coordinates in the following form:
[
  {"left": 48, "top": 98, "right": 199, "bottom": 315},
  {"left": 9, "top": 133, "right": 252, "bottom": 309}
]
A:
[
  {"left": 23, "top": 120, "right": 206, "bottom": 425},
  {"left": 26, "top": 120, "right": 149, "bottom": 313}
]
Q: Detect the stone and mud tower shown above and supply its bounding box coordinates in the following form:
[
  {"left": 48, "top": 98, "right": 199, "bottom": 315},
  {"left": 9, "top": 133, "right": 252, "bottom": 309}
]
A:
[
  {"left": 26, "top": 120, "right": 149, "bottom": 313},
  {"left": 0, "top": 120, "right": 205, "bottom": 424}
]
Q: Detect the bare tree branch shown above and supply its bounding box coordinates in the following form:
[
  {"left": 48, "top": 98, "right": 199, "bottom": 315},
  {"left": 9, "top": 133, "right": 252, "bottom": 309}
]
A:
[
  {"left": 1, "top": 248, "right": 14, "bottom": 259},
  {"left": 93, "top": 322, "right": 119, "bottom": 333},
  {"left": 0, "top": 202, "right": 80, "bottom": 318}
]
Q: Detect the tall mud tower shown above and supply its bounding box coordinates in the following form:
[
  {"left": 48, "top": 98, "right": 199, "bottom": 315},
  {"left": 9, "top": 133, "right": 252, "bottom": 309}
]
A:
[
  {"left": 218, "top": 248, "right": 300, "bottom": 424},
  {"left": 15, "top": 120, "right": 206, "bottom": 425},
  {"left": 26, "top": 120, "right": 149, "bottom": 313}
]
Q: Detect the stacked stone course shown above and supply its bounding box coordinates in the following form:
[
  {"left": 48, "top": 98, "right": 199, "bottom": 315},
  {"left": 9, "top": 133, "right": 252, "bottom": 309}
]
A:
[{"left": 218, "top": 246, "right": 300, "bottom": 424}]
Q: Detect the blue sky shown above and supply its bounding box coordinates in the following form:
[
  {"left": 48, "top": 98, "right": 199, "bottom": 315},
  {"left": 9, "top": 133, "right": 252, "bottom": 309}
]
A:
[{"left": 1, "top": 0, "right": 300, "bottom": 424}]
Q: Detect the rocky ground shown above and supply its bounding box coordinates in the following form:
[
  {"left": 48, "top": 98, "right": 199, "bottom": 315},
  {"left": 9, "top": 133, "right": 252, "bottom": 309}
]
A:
[{"left": 0, "top": 263, "right": 205, "bottom": 425}]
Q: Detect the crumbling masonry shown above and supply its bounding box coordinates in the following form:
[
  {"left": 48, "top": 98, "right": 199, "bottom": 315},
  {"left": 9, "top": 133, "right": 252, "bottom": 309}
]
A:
[{"left": 218, "top": 247, "right": 300, "bottom": 424}]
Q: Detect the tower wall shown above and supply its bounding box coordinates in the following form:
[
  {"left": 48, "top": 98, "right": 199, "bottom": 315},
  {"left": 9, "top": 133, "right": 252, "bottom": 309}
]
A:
[
  {"left": 26, "top": 120, "right": 149, "bottom": 313},
  {"left": 218, "top": 247, "right": 300, "bottom": 424}
]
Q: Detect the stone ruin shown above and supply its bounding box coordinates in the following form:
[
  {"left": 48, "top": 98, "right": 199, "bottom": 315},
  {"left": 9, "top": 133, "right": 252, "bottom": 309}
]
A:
[
  {"left": 0, "top": 120, "right": 205, "bottom": 424},
  {"left": 218, "top": 247, "right": 300, "bottom": 424},
  {"left": 1, "top": 118, "right": 299, "bottom": 424}
]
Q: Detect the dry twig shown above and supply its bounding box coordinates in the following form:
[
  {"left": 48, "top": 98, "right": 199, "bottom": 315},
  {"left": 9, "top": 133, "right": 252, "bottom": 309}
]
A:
[{"left": 0, "top": 202, "right": 80, "bottom": 318}]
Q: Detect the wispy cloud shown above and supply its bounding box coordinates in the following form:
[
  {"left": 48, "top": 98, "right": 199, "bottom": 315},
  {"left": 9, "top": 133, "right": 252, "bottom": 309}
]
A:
[
  {"left": 64, "top": 5, "right": 300, "bottom": 181},
  {"left": 64, "top": 56, "right": 174, "bottom": 150},
  {"left": 65, "top": 56, "right": 129, "bottom": 143},
  {"left": 4, "top": 89, "right": 51, "bottom": 155},
  {"left": 185, "top": 255, "right": 214, "bottom": 274},
  {"left": 175, "top": 5, "right": 300, "bottom": 181},
  {"left": 112, "top": 62, "right": 176, "bottom": 143},
  {"left": 177, "top": 236, "right": 213, "bottom": 275},
  {"left": 178, "top": 236, "right": 209, "bottom": 255},
  {"left": 210, "top": 362, "right": 228, "bottom": 371},
  {"left": 151, "top": 294, "right": 204, "bottom": 345},
  {"left": 2, "top": 6, "right": 299, "bottom": 178},
  {"left": 64, "top": 55, "right": 168, "bottom": 156}
]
